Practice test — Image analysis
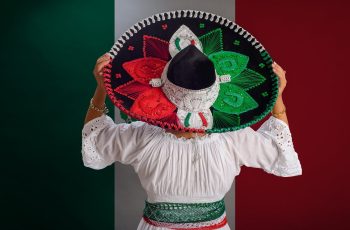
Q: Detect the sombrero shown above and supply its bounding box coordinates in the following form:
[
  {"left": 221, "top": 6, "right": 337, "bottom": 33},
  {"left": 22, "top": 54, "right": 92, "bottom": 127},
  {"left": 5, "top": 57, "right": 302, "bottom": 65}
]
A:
[{"left": 103, "top": 10, "right": 279, "bottom": 133}]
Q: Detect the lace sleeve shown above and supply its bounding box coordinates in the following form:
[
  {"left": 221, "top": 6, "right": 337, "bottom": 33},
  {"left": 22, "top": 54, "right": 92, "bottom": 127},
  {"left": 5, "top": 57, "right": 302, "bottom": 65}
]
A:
[
  {"left": 228, "top": 116, "right": 302, "bottom": 177},
  {"left": 257, "top": 116, "right": 302, "bottom": 177},
  {"left": 81, "top": 114, "right": 150, "bottom": 170}
]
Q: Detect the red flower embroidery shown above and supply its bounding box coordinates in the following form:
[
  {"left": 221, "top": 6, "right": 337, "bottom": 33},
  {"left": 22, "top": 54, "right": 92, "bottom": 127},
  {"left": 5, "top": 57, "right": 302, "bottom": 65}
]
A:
[
  {"left": 114, "top": 35, "right": 176, "bottom": 120},
  {"left": 122, "top": 58, "right": 167, "bottom": 85}
]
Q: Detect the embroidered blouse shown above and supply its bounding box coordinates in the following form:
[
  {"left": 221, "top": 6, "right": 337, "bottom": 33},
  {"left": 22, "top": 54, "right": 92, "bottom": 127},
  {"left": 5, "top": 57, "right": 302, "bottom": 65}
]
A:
[{"left": 81, "top": 114, "right": 302, "bottom": 230}]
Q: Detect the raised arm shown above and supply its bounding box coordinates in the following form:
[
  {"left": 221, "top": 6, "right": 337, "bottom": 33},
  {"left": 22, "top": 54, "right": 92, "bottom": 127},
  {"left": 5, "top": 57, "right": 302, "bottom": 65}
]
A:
[
  {"left": 225, "top": 62, "right": 302, "bottom": 177},
  {"left": 84, "top": 54, "right": 110, "bottom": 124},
  {"left": 81, "top": 54, "right": 154, "bottom": 170},
  {"left": 271, "top": 61, "right": 288, "bottom": 125}
]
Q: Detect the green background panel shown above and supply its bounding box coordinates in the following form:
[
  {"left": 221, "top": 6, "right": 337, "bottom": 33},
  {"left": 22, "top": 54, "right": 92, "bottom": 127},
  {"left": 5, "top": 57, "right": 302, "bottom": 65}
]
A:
[{"left": 1, "top": 1, "right": 114, "bottom": 229}]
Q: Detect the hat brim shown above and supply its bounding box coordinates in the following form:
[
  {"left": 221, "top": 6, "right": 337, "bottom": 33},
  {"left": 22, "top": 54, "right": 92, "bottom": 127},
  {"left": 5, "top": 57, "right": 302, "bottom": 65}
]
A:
[{"left": 103, "top": 10, "right": 279, "bottom": 133}]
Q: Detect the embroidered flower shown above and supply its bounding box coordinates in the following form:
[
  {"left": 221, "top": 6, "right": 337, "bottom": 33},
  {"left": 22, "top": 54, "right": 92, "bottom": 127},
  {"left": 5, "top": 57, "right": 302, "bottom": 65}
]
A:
[{"left": 114, "top": 35, "right": 177, "bottom": 121}]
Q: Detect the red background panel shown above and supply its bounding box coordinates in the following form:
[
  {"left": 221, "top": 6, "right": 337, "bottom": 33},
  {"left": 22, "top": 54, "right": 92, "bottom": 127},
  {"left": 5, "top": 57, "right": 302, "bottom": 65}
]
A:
[{"left": 236, "top": 0, "right": 350, "bottom": 229}]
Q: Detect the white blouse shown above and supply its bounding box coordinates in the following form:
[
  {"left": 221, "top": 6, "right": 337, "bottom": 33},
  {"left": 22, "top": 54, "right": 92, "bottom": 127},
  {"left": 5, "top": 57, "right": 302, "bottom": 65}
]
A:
[{"left": 81, "top": 114, "right": 302, "bottom": 230}]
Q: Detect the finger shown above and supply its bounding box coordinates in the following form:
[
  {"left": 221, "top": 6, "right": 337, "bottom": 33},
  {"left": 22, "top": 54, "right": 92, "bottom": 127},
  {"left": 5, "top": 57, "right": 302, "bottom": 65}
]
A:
[
  {"left": 97, "top": 54, "right": 110, "bottom": 63},
  {"left": 272, "top": 64, "right": 283, "bottom": 73},
  {"left": 98, "top": 53, "right": 110, "bottom": 59},
  {"left": 272, "top": 61, "right": 282, "bottom": 67},
  {"left": 273, "top": 64, "right": 286, "bottom": 74},
  {"left": 278, "top": 73, "right": 287, "bottom": 86},
  {"left": 94, "top": 69, "right": 106, "bottom": 78},
  {"left": 272, "top": 67, "right": 283, "bottom": 72},
  {"left": 98, "top": 54, "right": 110, "bottom": 60},
  {"left": 272, "top": 65, "right": 283, "bottom": 73},
  {"left": 272, "top": 62, "right": 286, "bottom": 75},
  {"left": 95, "top": 59, "right": 110, "bottom": 72},
  {"left": 93, "top": 62, "right": 108, "bottom": 75},
  {"left": 97, "top": 58, "right": 110, "bottom": 65},
  {"left": 272, "top": 67, "right": 285, "bottom": 77},
  {"left": 96, "top": 71, "right": 104, "bottom": 77}
]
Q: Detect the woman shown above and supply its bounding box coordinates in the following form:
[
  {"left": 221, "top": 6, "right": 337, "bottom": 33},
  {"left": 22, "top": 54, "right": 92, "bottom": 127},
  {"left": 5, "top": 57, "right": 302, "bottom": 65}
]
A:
[
  {"left": 82, "top": 56, "right": 301, "bottom": 230},
  {"left": 82, "top": 11, "right": 302, "bottom": 230}
]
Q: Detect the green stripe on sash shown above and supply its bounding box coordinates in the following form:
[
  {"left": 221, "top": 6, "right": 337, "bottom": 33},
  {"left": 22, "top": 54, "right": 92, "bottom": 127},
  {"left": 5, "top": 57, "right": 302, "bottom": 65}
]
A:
[{"left": 143, "top": 198, "right": 225, "bottom": 223}]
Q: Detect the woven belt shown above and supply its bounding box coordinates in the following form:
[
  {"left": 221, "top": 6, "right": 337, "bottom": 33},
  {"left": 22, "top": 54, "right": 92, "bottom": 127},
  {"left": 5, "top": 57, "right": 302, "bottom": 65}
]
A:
[{"left": 142, "top": 198, "right": 227, "bottom": 229}]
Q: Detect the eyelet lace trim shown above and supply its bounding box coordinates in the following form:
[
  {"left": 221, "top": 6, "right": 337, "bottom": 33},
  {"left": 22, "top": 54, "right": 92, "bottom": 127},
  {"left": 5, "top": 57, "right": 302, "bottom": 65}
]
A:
[
  {"left": 81, "top": 115, "right": 114, "bottom": 167},
  {"left": 258, "top": 116, "right": 302, "bottom": 177}
]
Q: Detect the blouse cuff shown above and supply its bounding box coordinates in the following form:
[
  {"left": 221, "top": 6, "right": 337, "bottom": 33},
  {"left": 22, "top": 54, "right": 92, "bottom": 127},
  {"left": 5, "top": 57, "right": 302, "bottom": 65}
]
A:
[
  {"left": 258, "top": 116, "right": 302, "bottom": 177},
  {"left": 81, "top": 114, "right": 115, "bottom": 169}
]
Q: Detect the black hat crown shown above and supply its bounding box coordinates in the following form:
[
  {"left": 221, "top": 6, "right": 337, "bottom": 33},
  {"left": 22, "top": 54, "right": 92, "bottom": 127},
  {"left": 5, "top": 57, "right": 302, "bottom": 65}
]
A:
[{"left": 167, "top": 45, "right": 216, "bottom": 90}]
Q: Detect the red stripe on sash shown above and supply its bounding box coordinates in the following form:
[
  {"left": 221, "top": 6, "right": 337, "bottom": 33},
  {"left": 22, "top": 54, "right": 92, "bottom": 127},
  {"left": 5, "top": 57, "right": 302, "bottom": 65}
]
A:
[{"left": 143, "top": 216, "right": 227, "bottom": 230}]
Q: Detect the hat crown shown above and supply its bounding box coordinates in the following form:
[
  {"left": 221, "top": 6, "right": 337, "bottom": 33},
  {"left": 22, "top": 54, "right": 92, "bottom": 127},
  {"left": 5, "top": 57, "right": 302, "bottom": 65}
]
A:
[{"left": 167, "top": 45, "right": 216, "bottom": 90}]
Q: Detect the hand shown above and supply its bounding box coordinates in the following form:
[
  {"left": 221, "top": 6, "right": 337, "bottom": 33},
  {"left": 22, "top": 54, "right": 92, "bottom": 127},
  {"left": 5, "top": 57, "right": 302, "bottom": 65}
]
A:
[
  {"left": 93, "top": 53, "right": 111, "bottom": 91},
  {"left": 272, "top": 61, "right": 287, "bottom": 97}
]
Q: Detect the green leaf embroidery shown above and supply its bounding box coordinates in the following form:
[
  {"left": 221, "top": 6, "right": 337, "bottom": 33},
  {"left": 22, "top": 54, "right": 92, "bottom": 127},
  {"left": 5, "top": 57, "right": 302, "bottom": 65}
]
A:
[
  {"left": 213, "top": 83, "right": 258, "bottom": 115},
  {"left": 209, "top": 51, "right": 249, "bottom": 78},
  {"left": 199, "top": 28, "right": 223, "bottom": 56},
  {"left": 231, "top": 68, "right": 266, "bottom": 91},
  {"left": 212, "top": 110, "right": 240, "bottom": 128}
]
